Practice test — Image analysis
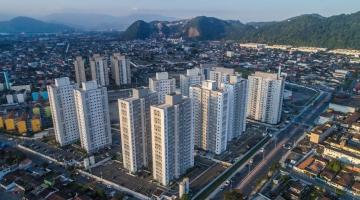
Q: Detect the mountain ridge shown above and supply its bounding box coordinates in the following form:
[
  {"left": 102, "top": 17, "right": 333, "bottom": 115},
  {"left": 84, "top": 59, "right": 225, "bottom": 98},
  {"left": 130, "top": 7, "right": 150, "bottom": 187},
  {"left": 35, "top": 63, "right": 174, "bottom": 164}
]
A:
[
  {"left": 0, "top": 16, "right": 73, "bottom": 33},
  {"left": 2, "top": 12, "right": 360, "bottom": 49},
  {"left": 121, "top": 12, "right": 360, "bottom": 49}
]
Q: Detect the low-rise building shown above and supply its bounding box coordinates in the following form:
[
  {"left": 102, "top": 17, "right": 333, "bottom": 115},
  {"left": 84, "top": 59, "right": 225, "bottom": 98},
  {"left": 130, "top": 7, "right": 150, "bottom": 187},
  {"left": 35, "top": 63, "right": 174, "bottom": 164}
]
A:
[
  {"left": 309, "top": 123, "right": 336, "bottom": 144},
  {"left": 323, "top": 146, "right": 360, "bottom": 166},
  {"left": 329, "top": 96, "right": 360, "bottom": 114},
  {"left": 317, "top": 111, "right": 336, "bottom": 125},
  {"left": 332, "top": 69, "right": 350, "bottom": 79},
  {"left": 240, "top": 43, "right": 267, "bottom": 49}
]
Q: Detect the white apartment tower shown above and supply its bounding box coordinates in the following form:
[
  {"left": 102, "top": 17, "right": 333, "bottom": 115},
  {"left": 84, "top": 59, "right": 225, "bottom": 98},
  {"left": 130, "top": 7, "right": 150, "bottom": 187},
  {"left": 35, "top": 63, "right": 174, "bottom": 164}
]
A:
[
  {"left": 179, "top": 178, "right": 190, "bottom": 198},
  {"left": 180, "top": 67, "right": 204, "bottom": 97},
  {"left": 222, "top": 75, "right": 248, "bottom": 140},
  {"left": 90, "top": 54, "right": 109, "bottom": 86},
  {"left": 190, "top": 80, "right": 229, "bottom": 154},
  {"left": 199, "top": 63, "right": 217, "bottom": 80},
  {"left": 209, "top": 67, "right": 235, "bottom": 85},
  {"left": 247, "top": 71, "right": 285, "bottom": 124},
  {"left": 74, "top": 56, "right": 86, "bottom": 84},
  {"left": 74, "top": 81, "right": 112, "bottom": 153},
  {"left": 47, "top": 77, "right": 79, "bottom": 146},
  {"left": 151, "top": 94, "right": 194, "bottom": 186},
  {"left": 149, "top": 72, "right": 176, "bottom": 103},
  {"left": 118, "top": 87, "right": 158, "bottom": 173},
  {"left": 111, "top": 53, "right": 131, "bottom": 86}
]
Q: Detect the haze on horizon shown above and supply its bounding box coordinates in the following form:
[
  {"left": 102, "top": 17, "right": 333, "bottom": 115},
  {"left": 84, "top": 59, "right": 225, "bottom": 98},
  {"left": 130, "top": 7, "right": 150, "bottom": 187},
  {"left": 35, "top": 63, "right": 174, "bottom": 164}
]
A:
[{"left": 1, "top": 0, "right": 359, "bottom": 22}]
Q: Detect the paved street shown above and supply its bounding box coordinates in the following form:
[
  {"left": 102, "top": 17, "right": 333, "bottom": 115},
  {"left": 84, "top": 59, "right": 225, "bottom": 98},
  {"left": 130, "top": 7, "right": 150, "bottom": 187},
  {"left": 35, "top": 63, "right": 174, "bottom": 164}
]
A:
[
  {"left": 235, "top": 125, "right": 306, "bottom": 196},
  {"left": 210, "top": 91, "right": 331, "bottom": 199},
  {"left": 235, "top": 92, "right": 331, "bottom": 197}
]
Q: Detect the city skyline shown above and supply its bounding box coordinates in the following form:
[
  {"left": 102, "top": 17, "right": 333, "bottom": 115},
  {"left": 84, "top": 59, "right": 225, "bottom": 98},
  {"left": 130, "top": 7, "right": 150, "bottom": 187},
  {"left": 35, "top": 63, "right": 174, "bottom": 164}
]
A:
[
  {"left": 0, "top": 36, "right": 358, "bottom": 199},
  {"left": 1, "top": 0, "right": 359, "bottom": 22},
  {"left": 0, "top": 1, "right": 359, "bottom": 198}
]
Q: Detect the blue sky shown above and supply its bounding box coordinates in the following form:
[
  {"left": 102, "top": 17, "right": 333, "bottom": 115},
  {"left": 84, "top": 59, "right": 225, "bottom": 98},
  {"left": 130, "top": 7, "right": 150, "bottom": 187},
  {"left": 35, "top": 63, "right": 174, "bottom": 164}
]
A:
[{"left": 1, "top": 0, "right": 359, "bottom": 22}]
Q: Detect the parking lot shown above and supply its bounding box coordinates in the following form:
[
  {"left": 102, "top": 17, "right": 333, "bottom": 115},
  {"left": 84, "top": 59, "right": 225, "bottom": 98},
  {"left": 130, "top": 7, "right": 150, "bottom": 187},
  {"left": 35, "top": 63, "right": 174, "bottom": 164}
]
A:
[
  {"left": 90, "top": 160, "right": 164, "bottom": 197},
  {"left": 21, "top": 134, "right": 119, "bottom": 167}
]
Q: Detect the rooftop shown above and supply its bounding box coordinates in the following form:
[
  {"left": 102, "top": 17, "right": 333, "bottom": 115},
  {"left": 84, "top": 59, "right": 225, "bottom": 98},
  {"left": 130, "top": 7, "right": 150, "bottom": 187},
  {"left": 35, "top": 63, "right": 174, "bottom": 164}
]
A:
[
  {"left": 297, "top": 156, "right": 314, "bottom": 170},
  {"left": 251, "top": 71, "right": 283, "bottom": 80},
  {"left": 311, "top": 123, "right": 334, "bottom": 135},
  {"left": 331, "top": 96, "right": 360, "bottom": 109}
]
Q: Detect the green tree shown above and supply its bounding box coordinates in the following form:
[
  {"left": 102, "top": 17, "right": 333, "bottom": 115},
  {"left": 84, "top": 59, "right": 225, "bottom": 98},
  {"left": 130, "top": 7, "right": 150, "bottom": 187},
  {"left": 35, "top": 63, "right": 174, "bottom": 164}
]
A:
[
  {"left": 112, "top": 192, "right": 125, "bottom": 200},
  {"left": 94, "top": 188, "right": 106, "bottom": 199},
  {"left": 180, "top": 194, "right": 191, "bottom": 200},
  {"left": 270, "top": 162, "right": 280, "bottom": 172},
  {"left": 224, "top": 190, "right": 243, "bottom": 200},
  {"left": 315, "top": 147, "right": 324, "bottom": 155},
  {"left": 326, "top": 159, "right": 341, "bottom": 173}
]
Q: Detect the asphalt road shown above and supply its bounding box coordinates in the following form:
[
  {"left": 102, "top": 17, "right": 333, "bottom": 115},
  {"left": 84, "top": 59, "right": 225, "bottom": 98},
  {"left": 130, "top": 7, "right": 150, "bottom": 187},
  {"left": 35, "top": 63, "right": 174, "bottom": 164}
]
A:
[
  {"left": 235, "top": 92, "right": 331, "bottom": 197},
  {"left": 212, "top": 91, "right": 331, "bottom": 199},
  {"left": 235, "top": 124, "right": 306, "bottom": 196}
]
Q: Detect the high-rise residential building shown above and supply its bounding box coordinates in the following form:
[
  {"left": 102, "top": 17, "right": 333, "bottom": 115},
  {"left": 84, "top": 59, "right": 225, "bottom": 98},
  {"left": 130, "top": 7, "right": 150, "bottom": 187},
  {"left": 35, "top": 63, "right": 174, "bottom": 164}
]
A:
[
  {"left": 118, "top": 87, "right": 158, "bottom": 173},
  {"left": 151, "top": 94, "right": 194, "bottom": 186},
  {"left": 209, "top": 67, "right": 235, "bottom": 85},
  {"left": 111, "top": 53, "right": 131, "bottom": 86},
  {"left": 247, "top": 71, "right": 285, "bottom": 125},
  {"left": 149, "top": 72, "right": 176, "bottom": 103},
  {"left": 74, "top": 81, "right": 112, "bottom": 153},
  {"left": 199, "top": 64, "right": 217, "bottom": 80},
  {"left": 180, "top": 68, "right": 204, "bottom": 97},
  {"left": 179, "top": 178, "right": 190, "bottom": 199},
  {"left": 222, "top": 75, "right": 248, "bottom": 141},
  {"left": 108, "top": 89, "right": 132, "bottom": 123},
  {"left": 47, "top": 77, "right": 79, "bottom": 146},
  {"left": 74, "top": 56, "right": 86, "bottom": 84},
  {"left": 190, "top": 80, "right": 229, "bottom": 155},
  {"left": 90, "top": 54, "right": 109, "bottom": 86}
]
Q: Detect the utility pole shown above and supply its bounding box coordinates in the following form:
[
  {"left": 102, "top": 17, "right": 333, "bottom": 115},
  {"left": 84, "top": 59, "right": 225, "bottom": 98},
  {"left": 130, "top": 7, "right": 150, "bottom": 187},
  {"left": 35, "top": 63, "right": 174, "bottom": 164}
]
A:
[
  {"left": 248, "top": 159, "right": 253, "bottom": 174},
  {"left": 274, "top": 136, "right": 278, "bottom": 148},
  {"left": 260, "top": 147, "right": 265, "bottom": 160}
]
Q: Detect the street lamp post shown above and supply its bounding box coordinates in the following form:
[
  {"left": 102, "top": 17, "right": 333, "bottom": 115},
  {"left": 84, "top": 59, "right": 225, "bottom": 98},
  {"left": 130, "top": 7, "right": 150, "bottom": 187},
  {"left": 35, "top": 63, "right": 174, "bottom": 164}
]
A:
[
  {"left": 260, "top": 147, "right": 265, "bottom": 160},
  {"left": 248, "top": 159, "right": 253, "bottom": 174}
]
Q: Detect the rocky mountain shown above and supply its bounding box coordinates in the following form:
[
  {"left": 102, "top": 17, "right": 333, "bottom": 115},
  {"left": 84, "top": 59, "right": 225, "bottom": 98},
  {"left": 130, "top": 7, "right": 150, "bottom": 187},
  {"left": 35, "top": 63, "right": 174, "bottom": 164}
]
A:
[
  {"left": 122, "top": 20, "right": 173, "bottom": 39},
  {"left": 182, "top": 16, "right": 253, "bottom": 40},
  {"left": 0, "top": 16, "right": 73, "bottom": 33},
  {"left": 121, "top": 16, "right": 254, "bottom": 40},
  {"left": 122, "top": 20, "right": 156, "bottom": 40},
  {"left": 121, "top": 12, "right": 360, "bottom": 49}
]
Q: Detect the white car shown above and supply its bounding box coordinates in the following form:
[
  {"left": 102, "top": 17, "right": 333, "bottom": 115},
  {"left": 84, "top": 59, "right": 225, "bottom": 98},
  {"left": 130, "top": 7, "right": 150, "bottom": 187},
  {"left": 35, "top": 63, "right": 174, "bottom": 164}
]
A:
[{"left": 282, "top": 143, "right": 292, "bottom": 150}]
